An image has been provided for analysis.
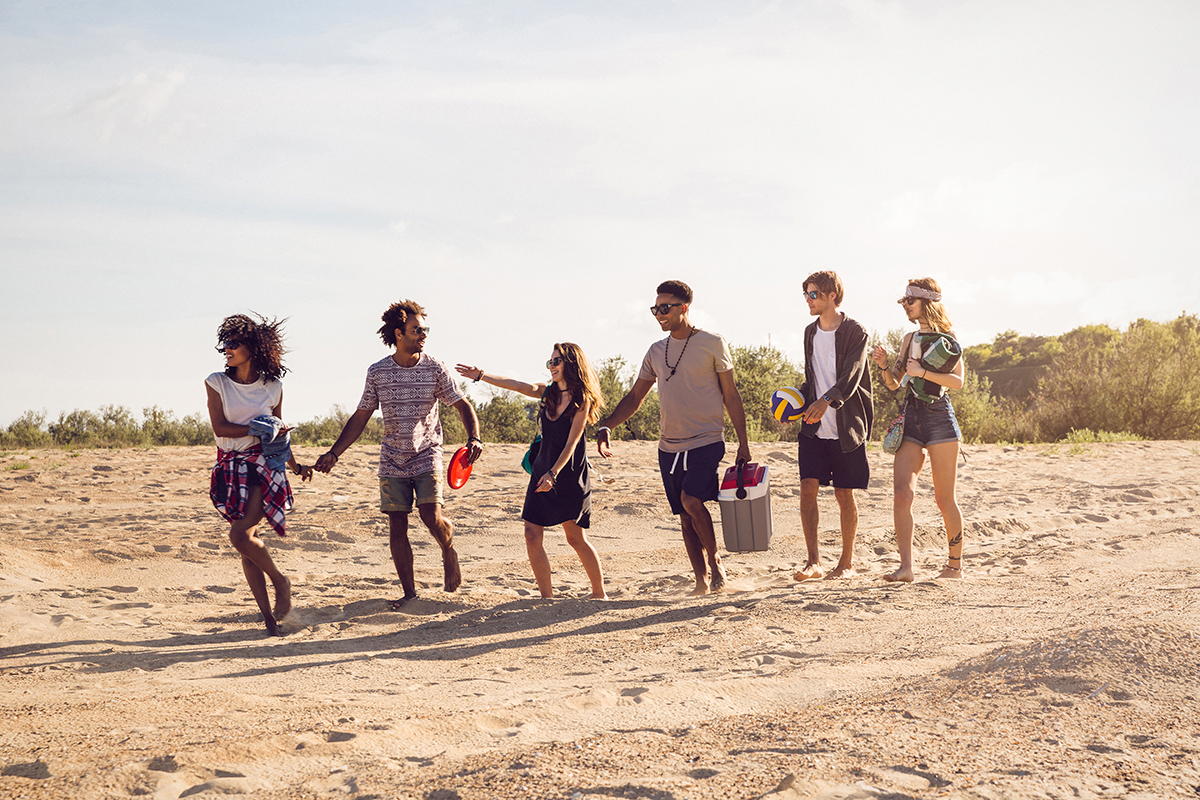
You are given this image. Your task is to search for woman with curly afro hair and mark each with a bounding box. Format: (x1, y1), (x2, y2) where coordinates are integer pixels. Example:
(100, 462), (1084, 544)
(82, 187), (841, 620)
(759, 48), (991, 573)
(205, 313), (312, 636)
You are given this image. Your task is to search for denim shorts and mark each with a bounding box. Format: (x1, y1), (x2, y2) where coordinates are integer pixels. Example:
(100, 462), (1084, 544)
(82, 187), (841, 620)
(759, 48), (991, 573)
(380, 471), (443, 513)
(903, 395), (961, 447)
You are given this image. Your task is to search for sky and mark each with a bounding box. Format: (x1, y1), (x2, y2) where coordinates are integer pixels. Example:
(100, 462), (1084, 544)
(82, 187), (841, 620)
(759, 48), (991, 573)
(2, 0), (1198, 428)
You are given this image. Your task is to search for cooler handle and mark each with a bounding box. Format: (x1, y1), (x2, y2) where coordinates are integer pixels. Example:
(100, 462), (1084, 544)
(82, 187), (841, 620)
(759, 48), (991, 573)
(735, 458), (748, 500)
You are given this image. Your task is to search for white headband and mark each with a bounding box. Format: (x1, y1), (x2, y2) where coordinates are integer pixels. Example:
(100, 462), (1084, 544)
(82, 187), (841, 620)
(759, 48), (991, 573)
(904, 285), (941, 302)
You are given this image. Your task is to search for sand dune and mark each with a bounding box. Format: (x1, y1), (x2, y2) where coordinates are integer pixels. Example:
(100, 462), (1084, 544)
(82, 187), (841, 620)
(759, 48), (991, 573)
(1, 440), (1198, 798)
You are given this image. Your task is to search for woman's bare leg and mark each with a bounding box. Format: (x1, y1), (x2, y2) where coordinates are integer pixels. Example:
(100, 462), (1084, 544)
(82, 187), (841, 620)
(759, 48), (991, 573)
(524, 521), (554, 598)
(927, 440), (964, 579)
(563, 521), (607, 599)
(228, 483), (290, 633)
(884, 442), (925, 583)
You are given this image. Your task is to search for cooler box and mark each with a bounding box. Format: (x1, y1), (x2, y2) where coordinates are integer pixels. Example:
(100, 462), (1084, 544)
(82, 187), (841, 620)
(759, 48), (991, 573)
(717, 462), (772, 552)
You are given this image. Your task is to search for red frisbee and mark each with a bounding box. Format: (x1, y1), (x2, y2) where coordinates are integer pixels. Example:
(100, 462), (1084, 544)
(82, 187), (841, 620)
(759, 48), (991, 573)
(447, 446), (473, 489)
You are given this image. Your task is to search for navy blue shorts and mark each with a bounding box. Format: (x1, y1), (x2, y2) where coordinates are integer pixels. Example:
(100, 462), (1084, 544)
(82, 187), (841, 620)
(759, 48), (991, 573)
(657, 441), (725, 515)
(903, 395), (961, 446)
(797, 435), (870, 489)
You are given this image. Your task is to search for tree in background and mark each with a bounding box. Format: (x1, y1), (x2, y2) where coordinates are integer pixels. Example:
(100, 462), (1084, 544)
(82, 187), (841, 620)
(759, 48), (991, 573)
(726, 344), (803, 443)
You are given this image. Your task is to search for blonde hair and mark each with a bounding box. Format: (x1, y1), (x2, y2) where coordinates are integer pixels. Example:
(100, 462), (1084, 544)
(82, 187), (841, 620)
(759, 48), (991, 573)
(545, 342), (605, 426)
(907, 277), (953, 333)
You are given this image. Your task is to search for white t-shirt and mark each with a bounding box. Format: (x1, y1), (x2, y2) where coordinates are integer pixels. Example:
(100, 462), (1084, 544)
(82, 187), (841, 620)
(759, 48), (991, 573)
(811, 326), (839, 440)
(206, 372), (284, 451)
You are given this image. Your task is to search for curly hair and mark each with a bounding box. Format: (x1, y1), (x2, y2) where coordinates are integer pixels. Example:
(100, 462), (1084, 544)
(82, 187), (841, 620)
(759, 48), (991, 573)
(656, 280), (693, 304)
(217, 313), (288, 383)
(907, 277), (954, 333)
(378, 299), (427, 347)
(543, 342), (606, 426)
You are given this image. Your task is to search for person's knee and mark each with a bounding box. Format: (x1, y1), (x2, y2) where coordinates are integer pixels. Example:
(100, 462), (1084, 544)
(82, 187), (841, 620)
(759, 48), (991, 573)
(679, 491), (707, 517)
(893, 485), (915, 506)
(799, 479), (820, 507)
(834, 487), (857, 508)
(418, 503), (448, 531)
(564, 528), (587, 548)
(524, 524), (544, 546)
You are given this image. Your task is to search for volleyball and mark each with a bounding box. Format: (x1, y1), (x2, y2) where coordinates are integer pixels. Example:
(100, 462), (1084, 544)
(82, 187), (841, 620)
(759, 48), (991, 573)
(771, 386), (806, 423)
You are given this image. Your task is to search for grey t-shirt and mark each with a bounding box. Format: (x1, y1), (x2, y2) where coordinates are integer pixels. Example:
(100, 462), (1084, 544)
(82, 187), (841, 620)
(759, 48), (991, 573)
(638, 329), (734, 453)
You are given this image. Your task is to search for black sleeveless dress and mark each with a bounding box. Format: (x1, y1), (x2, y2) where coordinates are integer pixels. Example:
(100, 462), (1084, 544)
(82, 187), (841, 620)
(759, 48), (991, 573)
(521, 406), (591, 528)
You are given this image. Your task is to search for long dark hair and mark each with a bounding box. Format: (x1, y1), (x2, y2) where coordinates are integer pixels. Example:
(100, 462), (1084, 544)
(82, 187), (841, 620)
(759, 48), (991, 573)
(543, 342), (604, 425)
(218, 313), (287, 383)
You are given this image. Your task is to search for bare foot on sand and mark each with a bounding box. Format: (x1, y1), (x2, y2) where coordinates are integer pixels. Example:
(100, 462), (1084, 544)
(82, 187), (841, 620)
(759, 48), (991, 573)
(264, 616), (282, 637)
(388, 592), (418, 610)
(936, 564), (964, 579)
(589, 592), (609, 600)
(825, 565), (857, 579)
(709, 562), (727, 592)
(272, 575), (292, 621)
(882, 567), (914, 583)
(794, 562), (824, 581)
(443, 547), (462, 592)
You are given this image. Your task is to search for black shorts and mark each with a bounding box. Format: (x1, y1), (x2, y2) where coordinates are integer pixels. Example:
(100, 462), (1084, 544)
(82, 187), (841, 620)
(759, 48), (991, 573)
(797, 435), (870, 489)
(657, 441), (725, 515)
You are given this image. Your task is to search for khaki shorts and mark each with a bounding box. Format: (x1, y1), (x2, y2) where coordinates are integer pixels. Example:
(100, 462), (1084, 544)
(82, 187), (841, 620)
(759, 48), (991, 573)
(379, 472), (442, 514)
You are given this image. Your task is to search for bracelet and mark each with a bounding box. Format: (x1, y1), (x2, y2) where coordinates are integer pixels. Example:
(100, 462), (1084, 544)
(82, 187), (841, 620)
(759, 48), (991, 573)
(468, 436), (482, 444)
(325, 451), (338, 461)
(923, 368), (928, 378)
(474, 370), (483, 382)
(596, 426), (611, 435)
(292, 465), (302, 475)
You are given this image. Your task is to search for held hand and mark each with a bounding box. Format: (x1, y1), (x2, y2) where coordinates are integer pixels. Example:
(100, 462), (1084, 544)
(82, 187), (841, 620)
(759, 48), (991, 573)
(535, 472), (555, 493)
(314, 452), (338, 473)
(297, 464), (314, 482)
(454, 364), (483, 382)
(466, 438), (483, 465)
(802, 397), (829, 424)
(597, 428), (612, 459)
(735, 442), (751, 467)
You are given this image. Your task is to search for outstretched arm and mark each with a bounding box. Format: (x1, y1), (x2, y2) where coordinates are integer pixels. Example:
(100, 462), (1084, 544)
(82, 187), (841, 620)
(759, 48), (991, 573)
(718, 370), (752, 465)
(314, 408), (374, 472)
(595, 377), (655, 458)
(454, 364), (546, 399)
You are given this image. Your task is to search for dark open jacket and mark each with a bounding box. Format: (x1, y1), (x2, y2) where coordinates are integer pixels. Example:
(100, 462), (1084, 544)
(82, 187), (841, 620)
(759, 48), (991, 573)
(800, 314), (873, 453)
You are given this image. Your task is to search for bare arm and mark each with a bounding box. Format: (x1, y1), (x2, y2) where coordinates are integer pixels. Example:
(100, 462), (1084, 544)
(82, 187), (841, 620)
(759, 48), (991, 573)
(909, 357), (965, 390)
(717, 369), (752, 465)
(595, 377), (655, 458)
(452, 397), (484, 465)
(206, 383), (249, 440)
(535, 399), (591, 493)
(454, 364), (545, 399)
(313, 407), (374, 472)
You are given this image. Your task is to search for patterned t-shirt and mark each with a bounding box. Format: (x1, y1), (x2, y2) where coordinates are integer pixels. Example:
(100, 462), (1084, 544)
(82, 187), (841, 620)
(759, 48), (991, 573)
(357, 353), (466, 478)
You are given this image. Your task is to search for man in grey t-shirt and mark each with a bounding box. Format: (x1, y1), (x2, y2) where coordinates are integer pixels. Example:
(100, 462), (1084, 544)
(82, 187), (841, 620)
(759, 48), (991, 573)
(597, 280), (752, 595)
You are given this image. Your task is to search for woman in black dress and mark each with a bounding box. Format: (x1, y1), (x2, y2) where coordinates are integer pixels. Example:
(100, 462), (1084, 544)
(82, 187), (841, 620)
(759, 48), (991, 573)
(456, 343), (607, 598)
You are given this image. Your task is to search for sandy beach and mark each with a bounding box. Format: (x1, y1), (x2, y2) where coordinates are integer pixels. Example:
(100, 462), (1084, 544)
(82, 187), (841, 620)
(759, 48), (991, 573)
(1, 439), (1198, 799)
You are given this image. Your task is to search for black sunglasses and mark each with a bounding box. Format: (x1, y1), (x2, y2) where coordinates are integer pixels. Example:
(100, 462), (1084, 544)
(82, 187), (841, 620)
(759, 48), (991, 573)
(650, 302), (684, 316)
(899, 296), (920, 306)
(216, 341), (243, 353)
(546, 357), (564, 368)
(804, 290), (821, 300)
(408, 325), (431, 335)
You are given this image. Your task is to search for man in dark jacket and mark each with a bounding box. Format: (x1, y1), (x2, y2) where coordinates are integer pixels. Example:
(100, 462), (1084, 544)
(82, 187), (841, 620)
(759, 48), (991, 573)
(795, 271), (873, 580)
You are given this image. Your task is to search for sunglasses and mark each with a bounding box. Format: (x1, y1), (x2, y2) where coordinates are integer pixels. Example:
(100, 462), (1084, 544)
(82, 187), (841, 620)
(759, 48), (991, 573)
(804, 290), (822, 300)
(650, 302), (684, 316)
(899, 297), (920, 306)
(546, 357), (564, 368)
(408, 325), (431, 336)
(216, 341), (243, 353)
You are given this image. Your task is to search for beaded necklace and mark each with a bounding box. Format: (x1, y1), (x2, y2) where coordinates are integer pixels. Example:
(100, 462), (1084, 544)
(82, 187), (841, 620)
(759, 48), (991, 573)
(664, 326), (697, 382)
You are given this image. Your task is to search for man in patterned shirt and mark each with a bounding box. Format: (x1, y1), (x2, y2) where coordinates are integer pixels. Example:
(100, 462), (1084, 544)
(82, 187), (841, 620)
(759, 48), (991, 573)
(315, 300), (482, 603)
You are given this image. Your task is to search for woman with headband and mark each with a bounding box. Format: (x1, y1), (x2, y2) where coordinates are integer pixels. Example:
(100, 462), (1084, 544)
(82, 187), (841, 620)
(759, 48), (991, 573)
(871, 279), (966, 581)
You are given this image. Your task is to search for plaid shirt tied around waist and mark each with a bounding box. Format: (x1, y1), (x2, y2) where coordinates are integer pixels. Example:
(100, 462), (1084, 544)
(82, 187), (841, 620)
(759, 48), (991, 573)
(209, 445), (294, 537)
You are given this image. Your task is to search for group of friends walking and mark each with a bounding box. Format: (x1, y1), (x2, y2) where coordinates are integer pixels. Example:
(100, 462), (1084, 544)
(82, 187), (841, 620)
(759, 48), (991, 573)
(206, 274), (965, 636)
